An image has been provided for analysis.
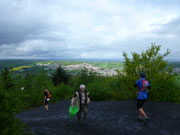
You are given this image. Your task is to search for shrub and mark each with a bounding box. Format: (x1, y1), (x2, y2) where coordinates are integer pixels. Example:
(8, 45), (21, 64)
(120, 43), (180, 102)
(50, 83), (74, 102)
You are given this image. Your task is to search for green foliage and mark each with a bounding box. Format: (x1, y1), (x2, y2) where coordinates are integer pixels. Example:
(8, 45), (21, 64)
(69, 69), (130, 101)
(14, 70), (53, 109)
(121, 43), (180, 102)
(149, 73), (180, 103)
(50, 83), (74, 102)
(1, 68), (14, 90)
(13, 68), (72, 109)
(52, 65), (71, 86)
(0, 68), (25, 135)
(122, 44), (170, 78)
(76, 68), (97, 87)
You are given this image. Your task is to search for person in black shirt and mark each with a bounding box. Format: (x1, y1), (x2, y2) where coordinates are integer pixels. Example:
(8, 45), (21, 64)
(44, 88), (50, 113)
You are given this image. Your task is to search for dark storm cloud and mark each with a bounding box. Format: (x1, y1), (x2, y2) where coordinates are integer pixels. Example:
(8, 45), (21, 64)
(0, 23), (48, 45)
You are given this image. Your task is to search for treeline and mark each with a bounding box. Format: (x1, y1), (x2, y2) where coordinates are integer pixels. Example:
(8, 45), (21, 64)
(168, 62), (180, 68)
(1, 44), (180, 135)
(0, 60), (35, 73)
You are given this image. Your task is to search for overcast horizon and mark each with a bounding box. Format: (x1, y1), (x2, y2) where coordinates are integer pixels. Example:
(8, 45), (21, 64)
(0, 0), (180, 60)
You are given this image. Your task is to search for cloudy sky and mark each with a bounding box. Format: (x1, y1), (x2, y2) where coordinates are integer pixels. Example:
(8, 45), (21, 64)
(0, 0), (180, 59)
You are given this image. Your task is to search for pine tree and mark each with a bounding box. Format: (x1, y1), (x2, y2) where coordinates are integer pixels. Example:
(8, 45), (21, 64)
(0, 68), (24, 135)
(1, 68), (14, 90)
(52, 65), (71, 86)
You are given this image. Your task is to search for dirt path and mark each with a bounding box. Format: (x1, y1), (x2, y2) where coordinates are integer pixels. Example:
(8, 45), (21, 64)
(16, 100), (180, 135)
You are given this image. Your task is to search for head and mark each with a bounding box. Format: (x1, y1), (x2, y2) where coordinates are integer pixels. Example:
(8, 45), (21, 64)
(80, 84), (85, 92)
(140, 73), (146, 78)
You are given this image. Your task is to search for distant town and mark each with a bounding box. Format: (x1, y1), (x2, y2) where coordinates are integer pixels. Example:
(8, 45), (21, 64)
(36, 62), (180, 76)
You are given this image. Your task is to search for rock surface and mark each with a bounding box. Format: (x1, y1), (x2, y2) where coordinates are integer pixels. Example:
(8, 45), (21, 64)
(16, 100), (180, 135)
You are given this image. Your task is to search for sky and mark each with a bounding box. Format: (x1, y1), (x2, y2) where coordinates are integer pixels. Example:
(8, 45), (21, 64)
(0, 0), (180, 60)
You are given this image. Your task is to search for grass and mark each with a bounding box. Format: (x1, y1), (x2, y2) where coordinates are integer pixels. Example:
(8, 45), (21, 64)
(11, 66), (32, 72)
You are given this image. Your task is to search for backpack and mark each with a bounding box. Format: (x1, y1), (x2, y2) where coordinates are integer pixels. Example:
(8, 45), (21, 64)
(47, 90), (52, 98)
(141, 80), (149, 91)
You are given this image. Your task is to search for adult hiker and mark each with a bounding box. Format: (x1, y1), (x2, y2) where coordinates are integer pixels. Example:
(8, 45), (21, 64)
(135, 73), (151, 122)
(71, 84), (90, 124)
(44, 88), (51, 114)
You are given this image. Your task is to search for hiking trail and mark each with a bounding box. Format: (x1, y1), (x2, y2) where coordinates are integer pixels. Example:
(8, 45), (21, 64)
(16, 100), (180, 135)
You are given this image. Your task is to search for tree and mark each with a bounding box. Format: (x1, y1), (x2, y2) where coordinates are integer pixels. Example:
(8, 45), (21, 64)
(122, 43), (171, 80)
(0, 69), (24, 135)
(120, 43), (179, 100)
(52, 65), (71, 86)
(1, 68), (14, 90)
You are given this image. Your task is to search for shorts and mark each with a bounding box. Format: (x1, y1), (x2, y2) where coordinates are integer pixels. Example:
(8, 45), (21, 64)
(137, 99), (147, 110)
(44, 99), (49, 105)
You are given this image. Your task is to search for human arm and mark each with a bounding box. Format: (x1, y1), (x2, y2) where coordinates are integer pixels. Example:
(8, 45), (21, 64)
(87, 92), (90, 104)
(44, 95), (47, 103)
(71, 93), (78, 108)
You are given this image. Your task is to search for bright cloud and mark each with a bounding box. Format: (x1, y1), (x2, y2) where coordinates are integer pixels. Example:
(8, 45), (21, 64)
(0, 0), (180, 59)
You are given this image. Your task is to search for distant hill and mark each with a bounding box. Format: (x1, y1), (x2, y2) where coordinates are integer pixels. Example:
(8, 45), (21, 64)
(0, 60), (180, 75)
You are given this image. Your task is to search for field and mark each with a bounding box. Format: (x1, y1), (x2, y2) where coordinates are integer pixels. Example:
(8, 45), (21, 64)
(10, 66), (32, 72)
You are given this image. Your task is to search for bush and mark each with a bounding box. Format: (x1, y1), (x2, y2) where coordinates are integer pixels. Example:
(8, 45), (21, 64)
(149, 73), (180, 103)
(0, 68), (25, 135)
(87, 78), (113, 101)
(50, 83), (74, 102)
(120, 43), (180, 102)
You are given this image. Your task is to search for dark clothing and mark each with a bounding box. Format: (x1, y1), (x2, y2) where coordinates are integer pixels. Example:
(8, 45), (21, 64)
(78, 90), (88, 106)
(74, 90), (89, 106)
(44, 100), (49, 105)
(77, 104), (88, 122)
(44, 91), (48, 98)
(137, 99), (147, 110)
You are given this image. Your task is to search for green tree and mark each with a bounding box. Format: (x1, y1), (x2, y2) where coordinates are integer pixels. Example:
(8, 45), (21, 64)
(0, 69), (24, 135)
(122, 44), (171, 79)
(1, 68), (14, 90)
(120, 43), (179, 101)
(52, 65), (71, 86)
